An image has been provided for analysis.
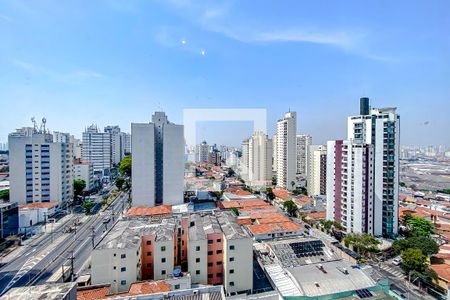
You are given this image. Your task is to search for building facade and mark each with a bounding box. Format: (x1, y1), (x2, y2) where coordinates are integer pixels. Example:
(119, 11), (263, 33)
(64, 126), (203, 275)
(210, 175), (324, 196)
(276, 112), (297, 190)
(247, 132), (273, 185)
(296, 134), (312, 178)
(307, 145), (327, 196)
(131, 112), (184, 207)
(82, 124), (111, 176)
(9, 128), (73, 205)
(196, 141), (209, 163)
(74, 161), (95, 191)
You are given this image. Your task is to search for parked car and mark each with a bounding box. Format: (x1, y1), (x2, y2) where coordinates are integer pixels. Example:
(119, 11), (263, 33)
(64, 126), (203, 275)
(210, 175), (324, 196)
(392, 258), (402, 266)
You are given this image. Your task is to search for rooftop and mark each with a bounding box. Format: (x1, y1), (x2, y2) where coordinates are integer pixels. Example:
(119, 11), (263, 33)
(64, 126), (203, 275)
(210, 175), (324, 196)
(430, 264), (450, 283)
(248, 221), (303, 236)
(127, 205), (172, 216)
(20, 202), (59, 209)
(216, 210), (251, 240)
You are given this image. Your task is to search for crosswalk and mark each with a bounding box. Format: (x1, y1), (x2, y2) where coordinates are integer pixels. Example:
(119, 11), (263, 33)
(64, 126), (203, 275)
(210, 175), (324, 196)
(378, 264), (404, 278)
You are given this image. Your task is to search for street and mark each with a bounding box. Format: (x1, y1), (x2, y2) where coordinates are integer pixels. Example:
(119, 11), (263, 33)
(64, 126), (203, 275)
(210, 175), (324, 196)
(0, 190), (128, 296)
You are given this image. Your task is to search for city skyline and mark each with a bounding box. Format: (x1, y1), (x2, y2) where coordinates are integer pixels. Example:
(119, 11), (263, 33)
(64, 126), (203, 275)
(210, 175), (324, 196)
(1, 1), (449, 146)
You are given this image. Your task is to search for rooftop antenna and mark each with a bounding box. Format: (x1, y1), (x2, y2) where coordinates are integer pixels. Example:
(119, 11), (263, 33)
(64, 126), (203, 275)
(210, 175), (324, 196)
(31, 117), (37, 132)
(157, 101), (163, 112)
(42, 117), (47, 134)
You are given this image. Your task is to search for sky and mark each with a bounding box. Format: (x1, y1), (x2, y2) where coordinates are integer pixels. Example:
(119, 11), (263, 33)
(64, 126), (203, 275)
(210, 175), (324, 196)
(1, 0), (449, 147)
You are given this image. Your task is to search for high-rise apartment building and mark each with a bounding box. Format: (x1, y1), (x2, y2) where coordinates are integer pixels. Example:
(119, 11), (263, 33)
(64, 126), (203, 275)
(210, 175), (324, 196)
(296, 134), (312, 178)
(131, 112), (184, 207)
(239, 139), (250, 181)
(327, 98), (400, 237)
(272, 134), (277, 173)
(124, 133), (131, 155)
(327, 140), (374, 234)
(247, 132), (273, 185)
(9, 127), (73, 205)
(74, 160), (95, 191)
(307, 145), (327, 196)
(196, 141), (209, 163)
(276, 111), (297, 190)
(82, 124), (111, 176)
(105, 125), (127, 166)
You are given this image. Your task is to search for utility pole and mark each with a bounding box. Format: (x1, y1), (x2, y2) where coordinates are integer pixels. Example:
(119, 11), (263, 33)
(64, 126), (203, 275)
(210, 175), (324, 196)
(91, 226), (95, 248)
(70, 251), (74, 282)
(43, 212), (47, 232)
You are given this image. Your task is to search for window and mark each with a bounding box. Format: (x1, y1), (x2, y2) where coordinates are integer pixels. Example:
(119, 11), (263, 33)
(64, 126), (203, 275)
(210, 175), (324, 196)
(217, 239), (221, 243)
(217, 272), (222, 277)
(229, 257), (234, 262)
(208, 251), (213, 255)
(121, 267), (126, 272)
(121, 254), (126, 259)
(208, 240), (213, 244)
(174, 284), (180, 290)
(230, 282), (235, 286)
(229, 245), (235, 250)
(113, 266), (116, 270)
(208, 274), (213, 278)
(161, 258), (166, 263)
(121, 280), (127, 286)
(161, 246), (166, 251)
(161, 270), (166, 275)
(146, 240), (151, 245)
(230, 269), (234, 274)
(196, 246), (200, 251)
(216, 250), (222, 254)
(147, 252), (152, 256)
(196, 258), (200, 263)
(217, 261), (222, 266)
(196, 270), (200, 275)
(113, 253), (116, 257)
(147, 263), (152, 267)
(208, 262), (213, 267)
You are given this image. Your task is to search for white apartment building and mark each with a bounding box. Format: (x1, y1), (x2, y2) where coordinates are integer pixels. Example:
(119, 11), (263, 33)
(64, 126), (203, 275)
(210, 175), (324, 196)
(276, 111), (297, 190)
(74, 161), (95, 191)
(327, 140), (374, 234)
(307, 145), (327, 196)
(272, 134), (277, 173)
(195, 141), (209, 163)
(296, 134), (312, 177)
(239, 139), (250, 181)
(82, 124), (111, 176)
(131, 112), (184, 207)
(247, 132), (273, 185)
(9, 128), (73, 205)
(327, 98), (400, 237)
(124, 133), (131, 155)
(105, 125), (127, 166)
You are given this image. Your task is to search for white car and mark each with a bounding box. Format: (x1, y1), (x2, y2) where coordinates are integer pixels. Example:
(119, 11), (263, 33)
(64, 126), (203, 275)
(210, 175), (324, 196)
(392, 258), (402, 266)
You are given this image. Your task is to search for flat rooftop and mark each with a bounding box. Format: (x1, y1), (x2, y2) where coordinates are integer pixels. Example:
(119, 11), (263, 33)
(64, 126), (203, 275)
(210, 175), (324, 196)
(216, 210), (251, 240)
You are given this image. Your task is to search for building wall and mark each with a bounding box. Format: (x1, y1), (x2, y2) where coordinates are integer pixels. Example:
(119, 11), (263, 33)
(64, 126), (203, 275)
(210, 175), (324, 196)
(276, 112), (297, 190)
(207, 232), (224, 285)
(91, 247), (141, 293)
(248, 132), (273, 184)
(141, 235), (155, 280)
(82, 125), (111, 174)
(74, 163), (94, 191)
(307, 145), (327, 196)
(296, 134), (312, 177)
(153, 239), (175, 280)
(162, 124), (184, 206)
(222, 237), (253, 295)
(187, 239), (208, 284)
(131, 123), (155, 207)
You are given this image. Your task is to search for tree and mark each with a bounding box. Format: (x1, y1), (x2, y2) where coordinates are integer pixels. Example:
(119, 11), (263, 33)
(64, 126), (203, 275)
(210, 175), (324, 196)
(231, 207), (239, 216)
(290, 181), (296, 190)
(0, 189), (9, 201)
(73, 179), (86, 199)
(227, 168), (235, 177)
(82, 201), (95, 214)
(115, 176), (125, 190)
(392, 236), (439, 256)
(399, 182), (406, 187)
(266, 188), (275, 201)
(119, 155), (132, 177)
(283, 200), (298, 216)
(272, 176), (277, 186)
(343, 233), (380, 257)
(403, 215), (435, 237)
(401, 248), (426, 274)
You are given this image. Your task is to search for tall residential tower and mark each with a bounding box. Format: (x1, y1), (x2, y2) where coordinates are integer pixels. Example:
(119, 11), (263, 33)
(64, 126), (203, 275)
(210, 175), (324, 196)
(276, 111), (297, 190)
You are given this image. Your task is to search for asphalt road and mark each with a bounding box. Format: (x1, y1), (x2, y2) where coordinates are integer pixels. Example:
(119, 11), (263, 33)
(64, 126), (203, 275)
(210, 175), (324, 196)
(0, 191), (128, 295)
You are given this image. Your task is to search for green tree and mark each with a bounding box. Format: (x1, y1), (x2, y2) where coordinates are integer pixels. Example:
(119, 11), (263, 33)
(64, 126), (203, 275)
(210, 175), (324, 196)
(73, 179), (86, 198)
(343, 233), (380, 257)
(231, 207), (239, 216)
(82, 201), (95, 214)
(392, 236), (439, 256)
(119, 155), (132, 177)
(399, 182), (406, 187)
(0, 189), (9, 201)
(266, 188), (275, 201)
(115, 176), (125, 190)
(401, 248), (426, 273)
(272, 176), (277, 186)
(403, 215), (435, 236)
(282, 200), (298, 216)
(227, 168), (235, 177)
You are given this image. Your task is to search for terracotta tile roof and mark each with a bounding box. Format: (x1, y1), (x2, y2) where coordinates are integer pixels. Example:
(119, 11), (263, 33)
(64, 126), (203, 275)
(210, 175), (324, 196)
(220, 200), (269, 209)
(77, 287), (109, 300)
(245, 212), (285, 219)
(256, 216), (290, 224)
(248, 221), (303, 235)
(307, 211), (326, 219)
(127, 205), (172, 216)
(237, 217), (252, 225)
(223, 188), (252, 196)
(238, 206), (277, 213)
(19, 202), (59, 209)
(416, 199), (433, 206)
(430, 264), (450, 283)
(294, 196), (313, 205)
(272, 188), (292, 200)
(127, 280), (171, 295)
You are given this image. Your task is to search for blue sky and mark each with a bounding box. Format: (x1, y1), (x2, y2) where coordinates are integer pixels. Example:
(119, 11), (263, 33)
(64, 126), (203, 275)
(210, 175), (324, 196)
(1, 0), (449, 147)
